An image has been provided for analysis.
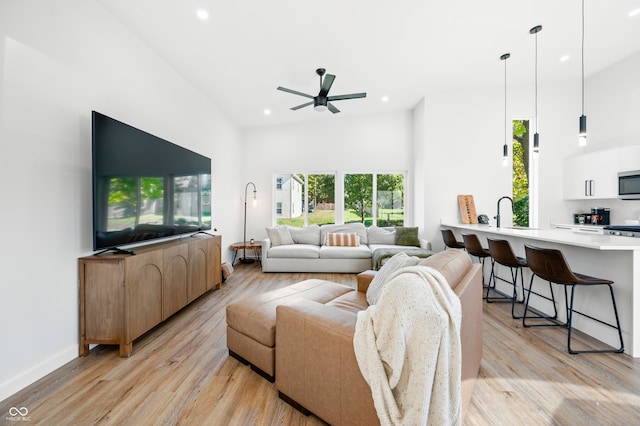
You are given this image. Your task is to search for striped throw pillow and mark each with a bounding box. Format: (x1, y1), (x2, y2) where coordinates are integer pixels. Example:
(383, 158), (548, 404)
(325, 232), (360, 247)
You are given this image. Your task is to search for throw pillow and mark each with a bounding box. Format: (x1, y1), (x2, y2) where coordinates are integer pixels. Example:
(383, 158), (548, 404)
(366, 226), (396, 245)
(288, 224), (321, 245)
(324, 232), (360, 247)
(265, 226), (294, 246)
(395, 226), (420, 247)
(320, 223), (368, 245)
(366, 252), (421, 305)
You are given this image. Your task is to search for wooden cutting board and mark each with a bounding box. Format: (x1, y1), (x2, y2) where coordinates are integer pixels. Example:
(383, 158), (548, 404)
(458, 195), (478, 224)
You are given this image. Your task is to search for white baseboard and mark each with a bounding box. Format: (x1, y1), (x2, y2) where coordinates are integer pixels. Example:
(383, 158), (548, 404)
(0, 345), (77, 403)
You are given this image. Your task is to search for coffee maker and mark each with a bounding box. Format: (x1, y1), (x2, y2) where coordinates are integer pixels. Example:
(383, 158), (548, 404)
(573, 208), (610, 225)
(590, 208), (610, 225)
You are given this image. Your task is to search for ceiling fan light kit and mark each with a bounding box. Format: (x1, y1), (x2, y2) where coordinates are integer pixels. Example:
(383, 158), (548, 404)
(277, 68), (367, 114)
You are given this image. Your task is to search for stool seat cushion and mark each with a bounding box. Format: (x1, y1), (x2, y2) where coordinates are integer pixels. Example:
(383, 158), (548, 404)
(572, 272), (614, 286)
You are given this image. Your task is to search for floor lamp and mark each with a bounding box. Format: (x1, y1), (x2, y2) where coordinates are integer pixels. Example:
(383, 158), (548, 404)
(242, 182), (257, 263)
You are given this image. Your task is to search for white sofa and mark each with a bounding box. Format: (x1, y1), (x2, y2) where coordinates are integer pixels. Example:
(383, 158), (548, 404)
(261, 223), (431, 273)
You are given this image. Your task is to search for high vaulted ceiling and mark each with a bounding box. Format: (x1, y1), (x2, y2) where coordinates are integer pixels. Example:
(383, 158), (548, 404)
(97, 0), (640, 128)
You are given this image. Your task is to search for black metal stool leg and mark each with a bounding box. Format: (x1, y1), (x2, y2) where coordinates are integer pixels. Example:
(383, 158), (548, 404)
(566, 284), (625, 354)
(523, 276), (561, 328)
(510, 266), (526, 319)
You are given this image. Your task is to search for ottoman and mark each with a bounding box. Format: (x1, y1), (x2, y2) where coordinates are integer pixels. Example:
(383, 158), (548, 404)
(226, 279), (353, 381)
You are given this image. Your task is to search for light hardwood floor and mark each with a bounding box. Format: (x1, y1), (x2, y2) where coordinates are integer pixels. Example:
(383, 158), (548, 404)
(2, 263), (639, 425)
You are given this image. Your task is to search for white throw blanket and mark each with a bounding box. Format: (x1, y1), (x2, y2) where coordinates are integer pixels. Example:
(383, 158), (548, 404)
(354, 265), (462, 426)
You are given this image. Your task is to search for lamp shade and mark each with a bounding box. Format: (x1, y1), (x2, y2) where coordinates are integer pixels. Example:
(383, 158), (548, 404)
(579, 115), (587, 146)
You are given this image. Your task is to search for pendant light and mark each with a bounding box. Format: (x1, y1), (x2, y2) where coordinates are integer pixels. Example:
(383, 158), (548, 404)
(579, 0), (587, 146)
(501, 53), (510, 166)
(530, 25), (542, 153)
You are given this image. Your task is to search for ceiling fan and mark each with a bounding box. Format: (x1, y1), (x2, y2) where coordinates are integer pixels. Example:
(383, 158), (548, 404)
(277, 68), (366, 113)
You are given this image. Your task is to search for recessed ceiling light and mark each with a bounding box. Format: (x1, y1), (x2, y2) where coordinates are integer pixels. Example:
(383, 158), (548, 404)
(196, 9), (209, 20)
(263, 109), (271, 116)
(630, 8), (640, 17)
(560, 55), (570, 62)
(381, 96), (389, 102)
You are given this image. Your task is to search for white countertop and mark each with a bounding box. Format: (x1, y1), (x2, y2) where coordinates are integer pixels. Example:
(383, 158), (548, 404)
(441, 222), (640, 251)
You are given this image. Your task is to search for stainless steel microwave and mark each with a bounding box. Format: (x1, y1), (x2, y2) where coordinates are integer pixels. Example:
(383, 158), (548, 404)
(619, 171), (640, 200)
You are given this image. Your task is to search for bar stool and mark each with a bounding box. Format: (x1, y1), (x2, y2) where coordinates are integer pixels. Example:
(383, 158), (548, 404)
(523, 244), (624, 354)
(487, 237), (528, 318)
(441, 229), (465, 250)
(461, 233), (493, 286)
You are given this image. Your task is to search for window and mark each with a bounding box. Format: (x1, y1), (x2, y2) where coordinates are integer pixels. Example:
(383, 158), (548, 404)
(376, 173), (405, 226)
(512, 119), (537, 227)
(307, 174), (335, 226)
(344, 174), (373, 225)
(275, 173), (335, 227)
(344, 173), (405, 226)
(274, 172), (405, 227)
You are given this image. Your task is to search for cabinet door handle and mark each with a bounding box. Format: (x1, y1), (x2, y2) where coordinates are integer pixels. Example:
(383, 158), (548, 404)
(584, 180), (589, 196)
(590, 180), (594, 196)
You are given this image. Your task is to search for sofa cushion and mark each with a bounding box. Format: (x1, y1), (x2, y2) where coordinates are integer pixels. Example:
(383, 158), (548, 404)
(226, 279), (353, 348)
(321, 222), (368, 245)
(288, 224), (321, 245)
(418, 249), (472, 290)
(325, 290), (368, 314)
(319, 244), (372, 259)
(395, 226), (420, 247)
(367, 226), (396, 245)
(268, 244), (320, 259)
(366, 252), (421, 305)
(266, 226), (294, 246)
(325, 232), (360, 247)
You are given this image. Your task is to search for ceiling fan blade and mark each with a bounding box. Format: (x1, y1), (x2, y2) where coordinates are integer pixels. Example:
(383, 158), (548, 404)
(277, 86), (314, 99)
(290, 101), (314, 110)
(327, 102), (340, 114)
(327, 92), (367, 101)
(319, 74), (335, 97)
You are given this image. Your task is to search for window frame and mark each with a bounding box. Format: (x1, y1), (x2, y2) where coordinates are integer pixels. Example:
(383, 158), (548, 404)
(272, 171), (408, 227)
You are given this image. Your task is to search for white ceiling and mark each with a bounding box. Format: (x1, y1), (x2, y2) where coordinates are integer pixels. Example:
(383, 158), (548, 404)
(97, 0), (640, 128)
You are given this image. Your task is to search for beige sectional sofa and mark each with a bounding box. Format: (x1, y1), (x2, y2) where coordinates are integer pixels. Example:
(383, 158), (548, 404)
(261, 222), (431, 273)
(225, 248), (482, 425)
(274, 248), (482, 424)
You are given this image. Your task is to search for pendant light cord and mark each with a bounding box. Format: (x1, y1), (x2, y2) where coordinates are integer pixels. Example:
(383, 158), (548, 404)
(581, 0), (585, 115)
(535, 31), (538, 133)
(504, 57), (508, 145)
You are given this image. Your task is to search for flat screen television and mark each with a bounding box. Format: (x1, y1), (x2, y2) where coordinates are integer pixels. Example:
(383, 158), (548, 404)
(92, 111), (212, 253)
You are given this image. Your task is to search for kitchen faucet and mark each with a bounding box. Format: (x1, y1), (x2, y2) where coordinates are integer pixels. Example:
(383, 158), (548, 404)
(495, 196), (514, 228)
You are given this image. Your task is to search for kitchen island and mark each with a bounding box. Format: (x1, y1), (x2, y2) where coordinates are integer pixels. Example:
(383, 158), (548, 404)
(441, 222), (640, 357)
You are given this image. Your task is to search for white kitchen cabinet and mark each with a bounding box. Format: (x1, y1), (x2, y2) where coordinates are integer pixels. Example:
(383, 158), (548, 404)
(619, 145), (640, 173)
(563, 149), (619, 200)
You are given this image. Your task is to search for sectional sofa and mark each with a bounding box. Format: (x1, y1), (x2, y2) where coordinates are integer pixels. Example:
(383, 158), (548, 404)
(261, 222), (432, 273)
(275, 249), (483, 424)
(226, 248), (483, 424)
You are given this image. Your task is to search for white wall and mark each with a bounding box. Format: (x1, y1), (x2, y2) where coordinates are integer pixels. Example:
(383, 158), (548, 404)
(241, 110), (414, 241)
(0, 0), (242, 401)
(412, 99), (426, 233)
